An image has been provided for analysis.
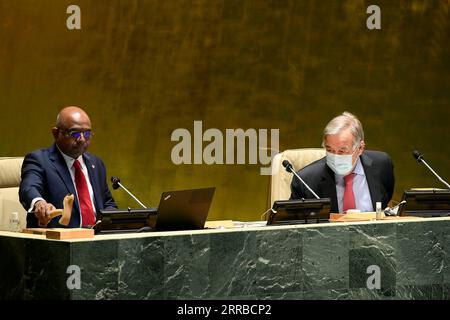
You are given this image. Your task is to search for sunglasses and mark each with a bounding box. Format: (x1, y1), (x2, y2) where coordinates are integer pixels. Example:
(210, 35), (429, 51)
(60, 129), (93, 140)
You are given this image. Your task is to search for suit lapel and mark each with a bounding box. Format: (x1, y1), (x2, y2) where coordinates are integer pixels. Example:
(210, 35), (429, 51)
(49, 144), (77, 196)
(361, 152), (380, 209)
(319, 165), (339, 213)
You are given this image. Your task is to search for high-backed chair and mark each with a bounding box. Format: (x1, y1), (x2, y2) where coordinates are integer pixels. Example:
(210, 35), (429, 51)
(269, 148), (326, 207)
(0, 157), (26, 231)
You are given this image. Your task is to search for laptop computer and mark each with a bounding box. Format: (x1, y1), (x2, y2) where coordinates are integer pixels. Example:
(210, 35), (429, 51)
(96, 187), (215, 234)
(152, 187), (215, 231)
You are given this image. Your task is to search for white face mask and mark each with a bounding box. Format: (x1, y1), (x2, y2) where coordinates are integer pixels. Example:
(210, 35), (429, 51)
(326, 152), (354, 175)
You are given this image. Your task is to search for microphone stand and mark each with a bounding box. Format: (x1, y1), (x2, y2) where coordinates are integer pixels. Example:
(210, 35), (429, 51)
(113, 179), (148, 208)
(420, 159), (450, 189)
(284, 163), (320, 199)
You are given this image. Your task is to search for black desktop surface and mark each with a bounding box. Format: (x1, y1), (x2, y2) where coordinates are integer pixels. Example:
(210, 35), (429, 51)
(397, 189), (450, 217)
(95, 208), (157, 234)
(267, 198), (332, 225)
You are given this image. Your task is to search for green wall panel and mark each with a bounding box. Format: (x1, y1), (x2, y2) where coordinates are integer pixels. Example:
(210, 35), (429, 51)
(0, 0), (448, 221)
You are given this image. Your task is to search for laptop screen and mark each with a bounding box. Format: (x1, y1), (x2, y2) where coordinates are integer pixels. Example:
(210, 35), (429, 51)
(154, 187), (215, 231)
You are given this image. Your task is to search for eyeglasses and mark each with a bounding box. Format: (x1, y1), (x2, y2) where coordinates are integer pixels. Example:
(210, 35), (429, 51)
(326, 145), (360, 155)
(59, 129), (93, 140)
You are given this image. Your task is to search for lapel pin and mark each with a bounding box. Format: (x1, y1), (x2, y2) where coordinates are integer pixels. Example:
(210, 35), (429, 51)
(92, 164), (95, 169)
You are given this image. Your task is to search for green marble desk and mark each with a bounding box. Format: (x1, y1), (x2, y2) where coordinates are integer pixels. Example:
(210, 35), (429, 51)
(0, 217), (449, 300)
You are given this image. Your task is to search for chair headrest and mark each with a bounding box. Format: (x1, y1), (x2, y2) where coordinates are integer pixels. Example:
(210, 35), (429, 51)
(0, 157), (24, 188)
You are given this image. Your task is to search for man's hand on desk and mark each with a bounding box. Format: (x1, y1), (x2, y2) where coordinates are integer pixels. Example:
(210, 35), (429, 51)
(34, 200), (57, 227)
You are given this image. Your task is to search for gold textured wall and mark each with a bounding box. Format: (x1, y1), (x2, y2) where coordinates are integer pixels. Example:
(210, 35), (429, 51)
(0, 0), (449, 221)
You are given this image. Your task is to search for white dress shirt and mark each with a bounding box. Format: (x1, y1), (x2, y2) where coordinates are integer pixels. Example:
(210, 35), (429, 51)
(335, 157), (373, 213)
(59, 151), (96, 216)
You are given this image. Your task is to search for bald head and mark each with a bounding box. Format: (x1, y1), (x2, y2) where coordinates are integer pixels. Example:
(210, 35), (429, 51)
(56, 106), (91, 129)
(52, 106), (92, 159)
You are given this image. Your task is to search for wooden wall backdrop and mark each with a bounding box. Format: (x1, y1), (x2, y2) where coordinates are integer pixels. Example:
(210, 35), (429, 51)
(0, 0), (448, 221)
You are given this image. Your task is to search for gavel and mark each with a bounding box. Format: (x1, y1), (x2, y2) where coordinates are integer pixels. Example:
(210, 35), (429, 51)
(47, 194), (74, 226)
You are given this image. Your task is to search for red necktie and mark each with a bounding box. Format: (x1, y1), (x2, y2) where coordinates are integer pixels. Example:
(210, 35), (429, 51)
(73, 160), (95, 226)
(343, 173), (356, 212)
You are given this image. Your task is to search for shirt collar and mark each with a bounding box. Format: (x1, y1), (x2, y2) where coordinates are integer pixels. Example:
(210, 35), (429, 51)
(56, 145), (84, 168)
(353, 157), (365, 176)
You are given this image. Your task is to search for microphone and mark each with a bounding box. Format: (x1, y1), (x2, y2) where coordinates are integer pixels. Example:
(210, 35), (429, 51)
(412, 150), (423, 163)
(110, 176), (148, 208)
(412, 150), (450, 189)
(282, 160), (320, 199)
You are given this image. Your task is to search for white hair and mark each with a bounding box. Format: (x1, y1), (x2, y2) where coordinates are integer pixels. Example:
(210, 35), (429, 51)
(322, 112), (364, 149)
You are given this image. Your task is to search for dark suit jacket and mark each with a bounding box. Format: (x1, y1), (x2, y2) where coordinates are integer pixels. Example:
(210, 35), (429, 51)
(19, 144), (117, 228)
(290, 150), (395, 213)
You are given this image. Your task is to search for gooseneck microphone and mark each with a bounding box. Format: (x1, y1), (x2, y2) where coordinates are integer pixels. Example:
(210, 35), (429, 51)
(282, 160), (320, 199)
(412, 150), (450, 189)
(111, 176), (148, 208)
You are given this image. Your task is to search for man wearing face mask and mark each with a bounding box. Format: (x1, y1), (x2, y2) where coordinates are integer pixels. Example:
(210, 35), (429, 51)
(19, 106), (117, 228)
(290, 112), (395, 213)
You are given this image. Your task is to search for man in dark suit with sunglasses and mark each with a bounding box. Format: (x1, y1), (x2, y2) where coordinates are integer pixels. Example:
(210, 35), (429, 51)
(19, 106), (117, 228)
